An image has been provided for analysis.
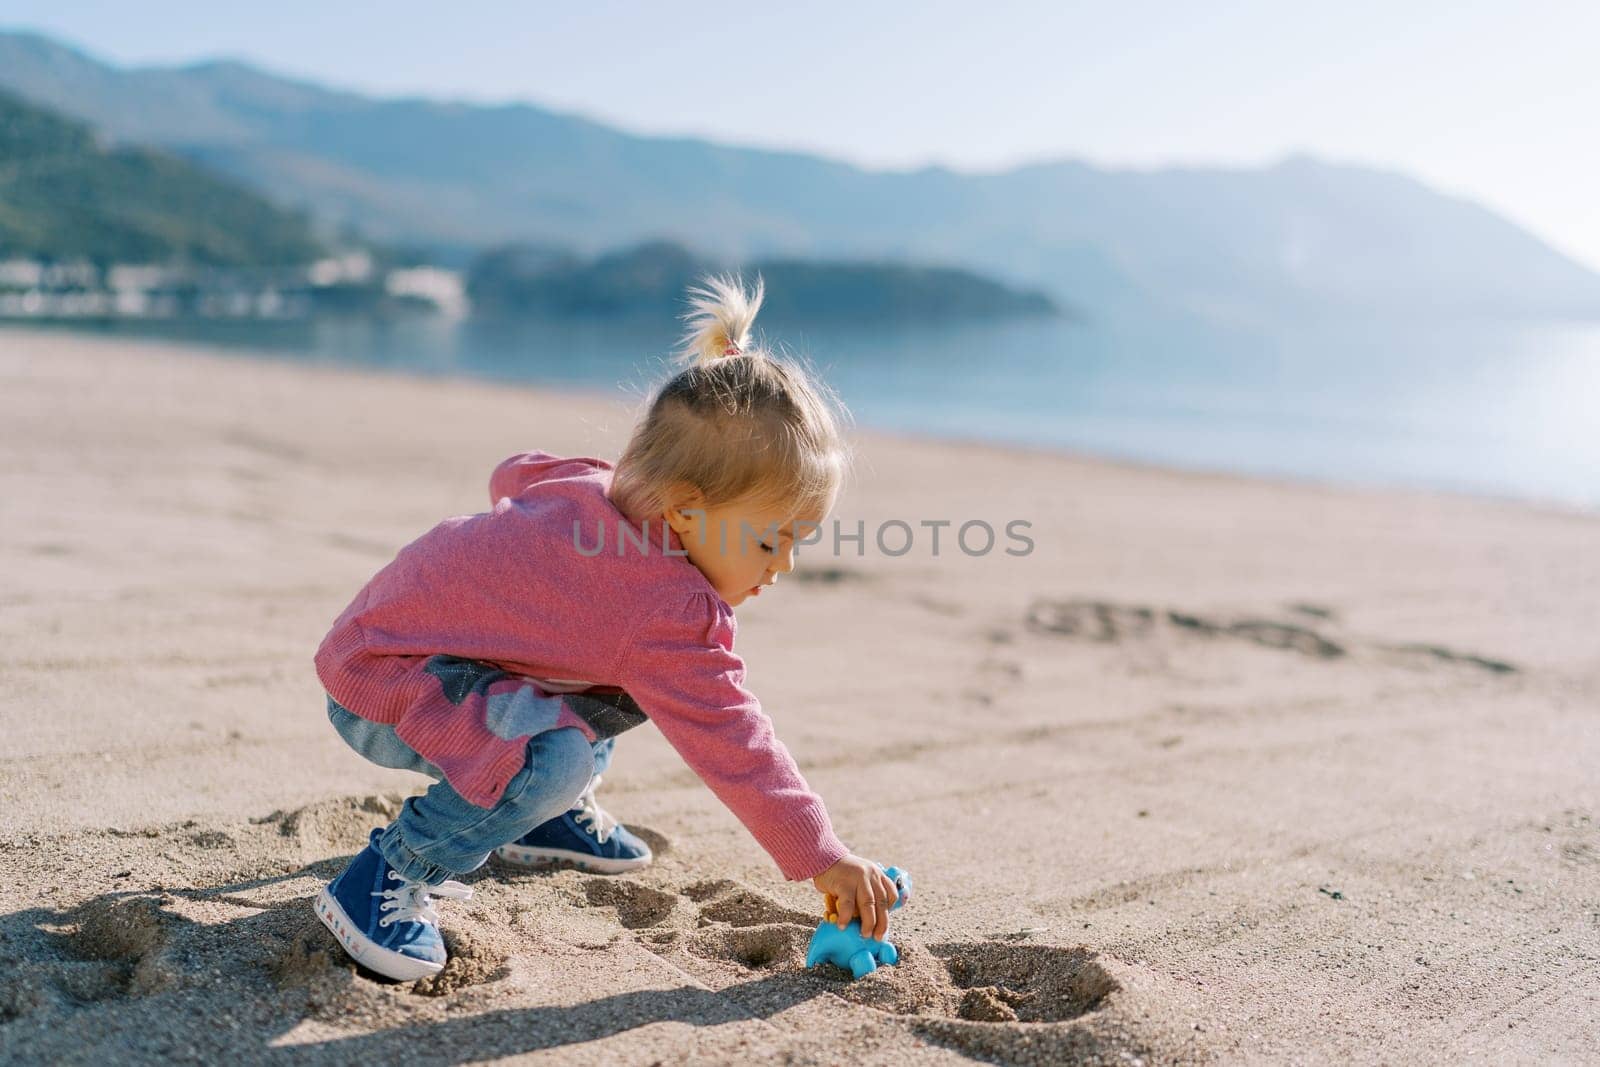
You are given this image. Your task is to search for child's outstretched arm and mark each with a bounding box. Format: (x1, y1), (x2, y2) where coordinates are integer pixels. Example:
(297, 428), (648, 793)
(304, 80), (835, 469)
(617, 590), (855, 883)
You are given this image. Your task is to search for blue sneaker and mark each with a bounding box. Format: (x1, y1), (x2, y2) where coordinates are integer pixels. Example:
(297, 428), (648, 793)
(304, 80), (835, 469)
(493, 776), (653, 874)
(315, 827), (473, 981)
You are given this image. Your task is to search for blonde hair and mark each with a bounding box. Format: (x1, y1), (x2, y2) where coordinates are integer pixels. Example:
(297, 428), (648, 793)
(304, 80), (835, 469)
(609, 272), (853, 527)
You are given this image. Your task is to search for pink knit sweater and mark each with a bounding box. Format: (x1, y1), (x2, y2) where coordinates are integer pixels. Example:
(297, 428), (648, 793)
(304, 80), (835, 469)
(313, 450), (849, 881)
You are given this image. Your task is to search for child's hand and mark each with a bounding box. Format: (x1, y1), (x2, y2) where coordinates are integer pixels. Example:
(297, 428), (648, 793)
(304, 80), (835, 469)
(812, 854), (899, 942)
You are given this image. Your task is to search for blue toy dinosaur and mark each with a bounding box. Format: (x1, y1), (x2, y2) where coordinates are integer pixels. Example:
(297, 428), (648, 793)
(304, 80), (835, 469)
(805, 864), (913, 979)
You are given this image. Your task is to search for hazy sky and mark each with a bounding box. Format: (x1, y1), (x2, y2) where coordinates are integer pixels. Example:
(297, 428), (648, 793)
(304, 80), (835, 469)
(6, 1), (1597, 270)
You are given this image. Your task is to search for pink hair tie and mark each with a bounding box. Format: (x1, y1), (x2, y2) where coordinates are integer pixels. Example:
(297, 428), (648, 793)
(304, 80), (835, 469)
(723, 344), (741, 356)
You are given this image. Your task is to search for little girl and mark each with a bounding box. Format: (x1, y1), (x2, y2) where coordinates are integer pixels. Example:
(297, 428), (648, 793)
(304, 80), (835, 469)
(311, 274), (898, 980)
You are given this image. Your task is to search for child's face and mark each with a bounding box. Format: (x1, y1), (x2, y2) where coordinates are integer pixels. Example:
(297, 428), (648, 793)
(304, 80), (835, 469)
(664, 493), (828, 607)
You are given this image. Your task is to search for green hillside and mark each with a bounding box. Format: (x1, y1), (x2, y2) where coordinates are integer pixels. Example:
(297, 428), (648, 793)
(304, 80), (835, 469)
(467, 240), (1062, 320)
(0, 89), (321, 266)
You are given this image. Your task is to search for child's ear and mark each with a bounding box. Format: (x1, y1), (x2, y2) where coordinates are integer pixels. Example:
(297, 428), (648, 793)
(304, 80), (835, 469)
(662, 485), (707, 533)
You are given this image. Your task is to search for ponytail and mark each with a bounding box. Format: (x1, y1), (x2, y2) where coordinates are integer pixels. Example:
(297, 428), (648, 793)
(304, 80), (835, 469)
(675, 272), (765, 366)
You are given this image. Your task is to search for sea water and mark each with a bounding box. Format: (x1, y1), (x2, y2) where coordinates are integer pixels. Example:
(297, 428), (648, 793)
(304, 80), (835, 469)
(23, 308), (1598, 512)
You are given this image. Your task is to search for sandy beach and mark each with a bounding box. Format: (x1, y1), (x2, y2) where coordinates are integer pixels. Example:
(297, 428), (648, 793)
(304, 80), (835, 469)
(1, 325), (1596, 1065)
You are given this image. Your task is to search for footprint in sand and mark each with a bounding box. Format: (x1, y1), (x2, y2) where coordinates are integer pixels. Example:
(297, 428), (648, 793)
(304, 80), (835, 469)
(674, 879), (818, 970)
(1026, 599), (1155, 642)
(686, 923), (812, 970)
(907, 943), (1140, 1065)
(1027, 595), (1521, 674)
(65, 895), (182, 997)
(575, 872), (1129, 1050)
(562, 875), (820, 972)
(276, 802), (1156, 1055)
(1378, 642), (1517, 675)
(1027, 596), (1344, 657)
(935, 942), (1117, 1023)
(679, 879), (817, 928)
(256, 793), (406, 855)
(0, 894), (185, 1021)
(1167, 612), (1346, 659)
(791, 566), (868, 586)
(254, 801), (1138, 1038)
(573, 879), (679, 929)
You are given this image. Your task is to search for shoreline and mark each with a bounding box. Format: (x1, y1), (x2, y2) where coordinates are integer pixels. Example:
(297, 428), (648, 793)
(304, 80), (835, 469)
(3, 325), (1596, 1064)
(5, 320), (1591, 522)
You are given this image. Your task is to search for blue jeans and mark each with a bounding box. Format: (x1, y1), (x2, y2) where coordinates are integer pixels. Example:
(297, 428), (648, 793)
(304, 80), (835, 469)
(327, 696), (617, 884)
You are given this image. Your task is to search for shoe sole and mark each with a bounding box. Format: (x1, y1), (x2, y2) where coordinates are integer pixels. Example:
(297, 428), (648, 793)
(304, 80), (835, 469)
(315, 886), (445, 981)
(492, 843), (652, 875)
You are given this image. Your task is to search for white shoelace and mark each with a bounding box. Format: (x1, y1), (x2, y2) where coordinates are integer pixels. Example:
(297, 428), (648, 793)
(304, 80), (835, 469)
(571, 775), (618, 843)
(376, 871), (473, 928)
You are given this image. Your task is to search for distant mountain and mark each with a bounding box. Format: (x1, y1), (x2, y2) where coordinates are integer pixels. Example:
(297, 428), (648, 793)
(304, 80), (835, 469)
(467, 239), (1061, 320)
(3, 30), (1597, 321)
(0, 88), (320, 266)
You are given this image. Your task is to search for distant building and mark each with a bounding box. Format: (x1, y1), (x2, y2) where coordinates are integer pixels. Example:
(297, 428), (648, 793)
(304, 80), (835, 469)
(385, 266), (470, 318)
(0, 259), (45, 288)
(308, 252), (374, 287)
(0, 251), (469, 322)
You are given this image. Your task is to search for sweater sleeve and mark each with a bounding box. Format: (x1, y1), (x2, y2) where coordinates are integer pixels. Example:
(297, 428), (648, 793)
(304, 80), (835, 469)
(619, 591), (850, 881)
